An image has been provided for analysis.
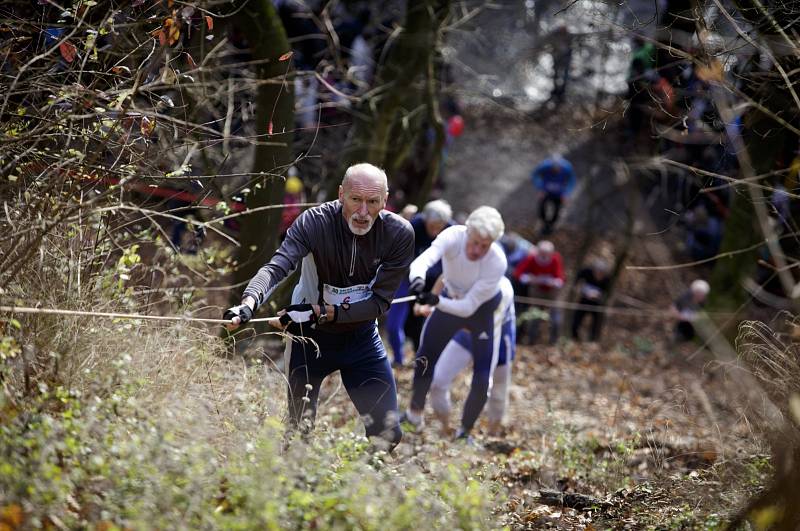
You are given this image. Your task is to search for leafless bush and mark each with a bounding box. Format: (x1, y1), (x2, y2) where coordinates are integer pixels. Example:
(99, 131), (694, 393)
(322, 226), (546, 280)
(0, 0), (246, 396)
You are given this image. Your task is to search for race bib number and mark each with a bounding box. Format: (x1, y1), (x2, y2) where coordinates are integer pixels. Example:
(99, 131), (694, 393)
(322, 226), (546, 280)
(323, 283), (372, 305)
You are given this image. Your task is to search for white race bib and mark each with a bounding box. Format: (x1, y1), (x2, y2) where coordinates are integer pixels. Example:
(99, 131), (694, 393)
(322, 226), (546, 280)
(323, 283), (372, 305)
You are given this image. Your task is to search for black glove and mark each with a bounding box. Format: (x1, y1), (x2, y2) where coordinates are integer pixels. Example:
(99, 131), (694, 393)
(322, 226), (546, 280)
(416, 291), (439, 306)
(409, 277), (426, 296)
(278, 304), (318, 326)
(223, 303), (253, 324)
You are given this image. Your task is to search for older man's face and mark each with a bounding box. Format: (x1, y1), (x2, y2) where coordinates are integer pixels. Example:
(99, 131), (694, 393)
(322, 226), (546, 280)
(339, 173), (387, 235)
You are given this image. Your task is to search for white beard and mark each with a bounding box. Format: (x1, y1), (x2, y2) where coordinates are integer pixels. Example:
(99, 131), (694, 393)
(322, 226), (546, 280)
(348, 213), (374, 235)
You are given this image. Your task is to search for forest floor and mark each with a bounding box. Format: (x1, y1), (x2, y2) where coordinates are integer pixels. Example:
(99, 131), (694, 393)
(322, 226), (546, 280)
(304, 225), (769, 529)
(137, 6), (777, 526)
(296, 89), (773, 524)
(361, 86), (769, 526)
(219, 70), (774, 528)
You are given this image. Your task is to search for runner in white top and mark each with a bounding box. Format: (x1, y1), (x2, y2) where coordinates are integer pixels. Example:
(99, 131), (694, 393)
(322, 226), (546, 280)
(403, 206), (507, 440)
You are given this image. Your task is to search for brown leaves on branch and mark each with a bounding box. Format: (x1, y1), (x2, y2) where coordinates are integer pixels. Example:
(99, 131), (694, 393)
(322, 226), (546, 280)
(111, 65), (131, 76)
(59, 41), (77, 63)
(145, 8), (212, 49)
(185, 52), (197, 70)
(152, 14), (180, 47)
(165, 17), (180, 46)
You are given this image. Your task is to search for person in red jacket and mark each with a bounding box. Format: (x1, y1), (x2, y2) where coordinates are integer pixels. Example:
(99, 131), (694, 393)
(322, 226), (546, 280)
(513, 240), (565, 345)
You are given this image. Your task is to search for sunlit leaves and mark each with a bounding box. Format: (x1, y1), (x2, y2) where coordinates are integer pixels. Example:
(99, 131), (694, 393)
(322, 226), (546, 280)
(84, 32), (98, 61)
(750, 506), (784, 530)
(165, 18), (180, 45)
(165, 164), (190, 178)
(140, 116), (156, 137)
(159, 66), (177, 85)
(0, 336), (21, 360)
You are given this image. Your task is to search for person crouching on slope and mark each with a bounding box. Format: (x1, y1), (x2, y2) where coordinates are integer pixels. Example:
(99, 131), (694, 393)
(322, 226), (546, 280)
(224, 163), (415, 451)
(425, 276), (516, 440)
(402, 206), (507, 441)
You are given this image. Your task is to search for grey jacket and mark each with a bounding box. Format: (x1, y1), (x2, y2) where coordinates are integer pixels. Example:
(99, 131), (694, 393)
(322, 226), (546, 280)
(242, 200), (415, 332)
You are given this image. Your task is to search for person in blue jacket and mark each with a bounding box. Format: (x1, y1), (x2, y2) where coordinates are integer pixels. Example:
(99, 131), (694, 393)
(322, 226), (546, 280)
(384, 200), (454, 366)
(531, 154), (577, 234)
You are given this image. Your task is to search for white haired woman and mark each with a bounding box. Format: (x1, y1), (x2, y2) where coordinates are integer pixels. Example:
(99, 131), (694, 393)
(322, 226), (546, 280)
(402, 206), (507, 440)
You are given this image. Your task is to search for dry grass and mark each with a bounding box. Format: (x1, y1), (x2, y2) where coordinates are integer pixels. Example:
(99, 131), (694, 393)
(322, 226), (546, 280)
(729, 315), (800, 529)
(737, 314), (800, 417)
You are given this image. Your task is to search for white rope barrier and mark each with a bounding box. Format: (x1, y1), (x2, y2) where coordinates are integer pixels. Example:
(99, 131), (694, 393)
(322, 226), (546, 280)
(0, 295), (420, 326)
(0, 293), (734, 324)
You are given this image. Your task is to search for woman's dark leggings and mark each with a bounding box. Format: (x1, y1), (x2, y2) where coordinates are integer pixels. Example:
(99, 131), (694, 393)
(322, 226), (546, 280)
(539, 192), (563, 231)
(410, 291), (501, 433)
(571, 299), (604, 341)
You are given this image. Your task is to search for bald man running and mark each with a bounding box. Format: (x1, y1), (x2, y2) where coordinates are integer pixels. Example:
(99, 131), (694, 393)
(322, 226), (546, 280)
(225, 163), (415, 449)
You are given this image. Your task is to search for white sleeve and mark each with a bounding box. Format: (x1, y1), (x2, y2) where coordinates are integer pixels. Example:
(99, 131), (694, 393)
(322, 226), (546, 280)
(495, 277), (514, 328)
(437, 250), (507, 318)
(409, 226), (458, 281)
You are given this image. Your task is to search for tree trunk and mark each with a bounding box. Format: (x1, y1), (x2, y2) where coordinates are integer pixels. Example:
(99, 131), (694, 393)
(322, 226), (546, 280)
(329, 0), (450, 198)
(229, 0), (294, 306)
(708, 57), (799, 319)
(706, 184), (759, 311)
(704, 3), (800, 524)
(413, 51), (447, 206)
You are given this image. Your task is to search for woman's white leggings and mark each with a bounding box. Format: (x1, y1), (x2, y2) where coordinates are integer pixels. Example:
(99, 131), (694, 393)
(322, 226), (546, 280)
(430, 326), (514, 425)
